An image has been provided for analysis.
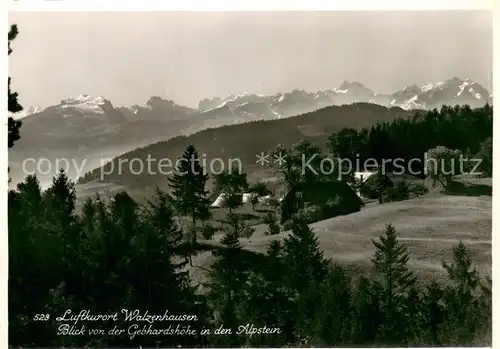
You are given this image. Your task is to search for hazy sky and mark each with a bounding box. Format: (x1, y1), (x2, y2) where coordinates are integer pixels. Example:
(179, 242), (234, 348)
(8, 11), (492, 109)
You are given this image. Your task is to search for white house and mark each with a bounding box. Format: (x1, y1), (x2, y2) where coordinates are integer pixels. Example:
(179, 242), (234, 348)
(210, 192), (255, 208)
(353, 171), (376, 198)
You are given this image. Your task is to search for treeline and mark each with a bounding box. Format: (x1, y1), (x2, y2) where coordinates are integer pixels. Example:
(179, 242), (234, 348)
(328, 104), (493, 175)
(9, 167), (491, 347)
(77, 103), (492, 189)
(76, 103), (412, 188)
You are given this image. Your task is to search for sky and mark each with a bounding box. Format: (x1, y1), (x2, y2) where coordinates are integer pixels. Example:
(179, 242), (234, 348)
(8, 10), (493, 109)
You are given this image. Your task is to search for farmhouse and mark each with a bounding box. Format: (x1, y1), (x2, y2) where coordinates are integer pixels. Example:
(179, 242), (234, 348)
(280, 180), (363, 223)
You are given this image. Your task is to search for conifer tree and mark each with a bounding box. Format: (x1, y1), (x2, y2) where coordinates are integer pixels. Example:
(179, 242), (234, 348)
(215, 166), (248, 212)
(169, 145), (211, 265)
(441, 241), (481, 342)
(9, 175), (63, 346)
(43, 170), (83, 297)
(351, 275), (383, 345)
(442, 241), (479, 309)
(8, 24), (23, 148)
(208, 217), (249, 347)
(314, 264), (354, 346)
(371, 223), (417, 344)
(282, 217), (328, 293)
(403, 284), (424, 344)
(422, 280), (446, 345)
(124, 190), (206, 347)
(81, 197), (96, 235)
(144, 188), (185, 252)
(280, 217), (329, 343)
(246, 239), (296, 346)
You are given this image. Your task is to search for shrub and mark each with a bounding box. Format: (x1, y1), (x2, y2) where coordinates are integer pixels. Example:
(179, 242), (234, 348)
(425, 145), (462, 189)
(263, 212), (276, 225)
(201, 223), (218, 240)
(359, 175), (382, 199)
(282, 220), (294, 231)
(223, 193), (243, 212)
(249, 193), (260, 210)
(386, 180), (410, 202)
(249, 181), (271, 196)
(263, 212), (281, 235)
(477, 137), (492, 177)
(268, 222), (281, 236)
(409, 182), (429, 198)
(241, 226), (256, 239)
(296, 205), (324, 224)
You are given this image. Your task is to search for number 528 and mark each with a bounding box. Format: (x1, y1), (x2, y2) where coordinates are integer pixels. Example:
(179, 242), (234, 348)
(34, 314), (50, 321)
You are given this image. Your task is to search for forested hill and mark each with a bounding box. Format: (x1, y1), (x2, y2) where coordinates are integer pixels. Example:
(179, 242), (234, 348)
(78, 103), (414, 188)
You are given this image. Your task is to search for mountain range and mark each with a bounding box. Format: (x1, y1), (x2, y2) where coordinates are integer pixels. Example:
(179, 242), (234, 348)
(8, 77), (492, 187)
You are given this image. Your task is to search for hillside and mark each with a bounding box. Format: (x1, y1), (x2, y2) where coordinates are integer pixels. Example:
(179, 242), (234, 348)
(78, 103), (415, 189)
(186, 190), (492, 288)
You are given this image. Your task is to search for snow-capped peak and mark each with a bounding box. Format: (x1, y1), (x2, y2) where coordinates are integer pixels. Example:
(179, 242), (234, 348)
(59, 94), (110, 115)
(419, 81), (445, 92)
(8, 106), (43, 119)
(63, 94), (107, 105)
(400, 95), (425, 110)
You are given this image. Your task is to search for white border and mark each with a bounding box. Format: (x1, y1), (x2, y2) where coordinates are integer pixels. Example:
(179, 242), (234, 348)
(5, 0), (495, 11)
(1, 2), (496, 349)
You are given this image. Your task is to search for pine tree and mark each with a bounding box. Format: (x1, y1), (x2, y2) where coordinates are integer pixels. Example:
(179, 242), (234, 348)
(314, 264), (354, 346)
(442, 241), (479, 310)
(109, 191), (139, 242)
(169, 145), (211, 265)
(81, 197), (96, 235)
(441, 241), (481, 342)
(42, 170), (90, 337)
(144, 188), (185, 252)
(422, 280), (445, 345)
(43, 169), (77, 225)
(351, 275), (383, 345)
(281, 217), (328, 293)
(208, 218), (249, 347)
(403, 284), (424, 344)
(9, 175), (66, 346)
(371, 223), (417, 344)
(215, 166), (248, 213)
(239, 250), (292, 347)
(85, 195), (127, 318)
(43, 170), (80, 276)
(280, 217), (329, 343)
(8, 24), (23, 148)
(122, 190), (207, 347)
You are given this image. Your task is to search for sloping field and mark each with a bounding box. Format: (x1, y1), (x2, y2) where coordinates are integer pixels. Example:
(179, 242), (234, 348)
(188, 193), (492, 286)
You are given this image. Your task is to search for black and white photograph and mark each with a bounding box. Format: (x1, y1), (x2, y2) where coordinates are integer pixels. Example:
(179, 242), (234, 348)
(6, 6), (493, 347)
